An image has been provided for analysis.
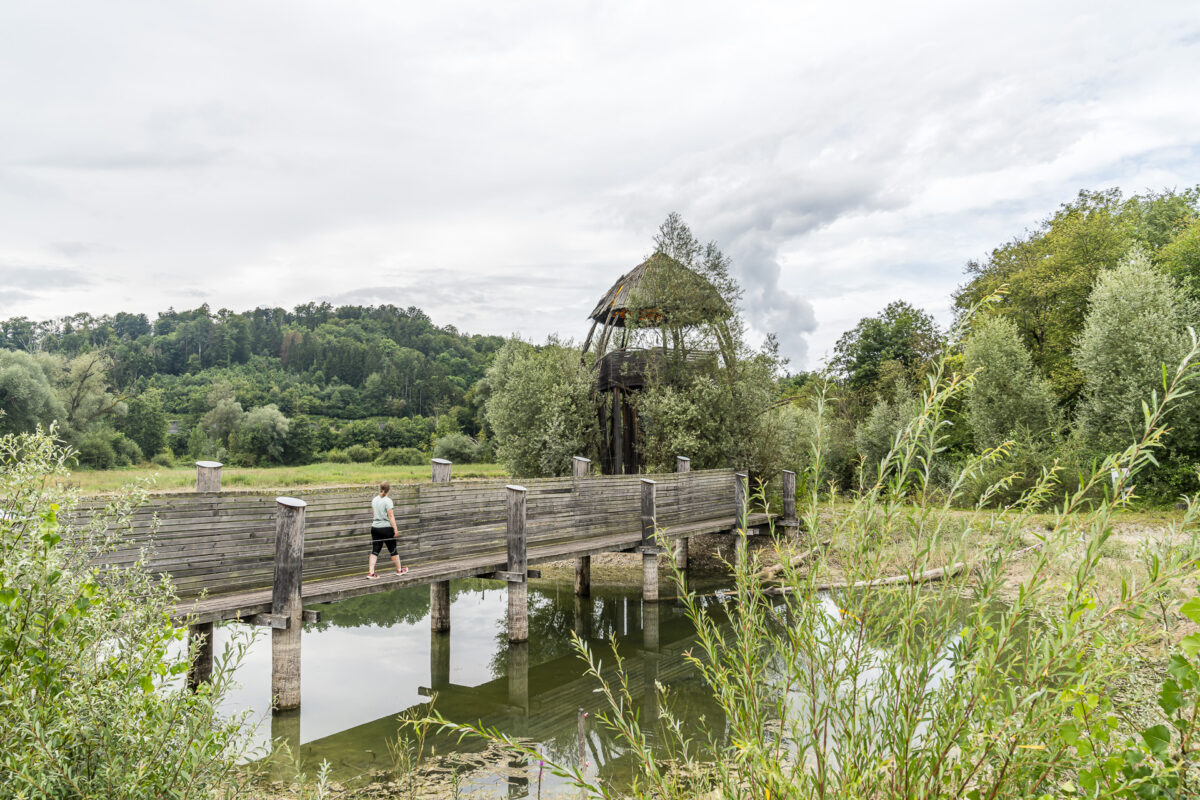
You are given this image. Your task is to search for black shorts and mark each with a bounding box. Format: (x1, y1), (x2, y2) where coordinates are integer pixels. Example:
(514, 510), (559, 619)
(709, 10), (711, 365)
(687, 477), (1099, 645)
(371, 525), (397, 556)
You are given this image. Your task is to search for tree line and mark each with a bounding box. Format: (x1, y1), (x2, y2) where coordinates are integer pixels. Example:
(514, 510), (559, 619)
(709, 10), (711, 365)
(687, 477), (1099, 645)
(0, 303), (504, 468)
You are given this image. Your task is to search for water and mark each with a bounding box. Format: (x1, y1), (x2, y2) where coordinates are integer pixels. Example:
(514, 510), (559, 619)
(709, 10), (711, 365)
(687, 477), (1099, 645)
(209, 576), (733, 795)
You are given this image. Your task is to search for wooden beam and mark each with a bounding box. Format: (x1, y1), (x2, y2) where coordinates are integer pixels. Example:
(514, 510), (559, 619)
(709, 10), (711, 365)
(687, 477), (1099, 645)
(506, 485), (528, 642)
(272, 496), (306, 711)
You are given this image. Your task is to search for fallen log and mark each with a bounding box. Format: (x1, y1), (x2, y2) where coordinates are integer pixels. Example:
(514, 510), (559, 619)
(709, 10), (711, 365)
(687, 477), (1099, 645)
(763, 560), (975, 596)
(757, 538), (833, 581)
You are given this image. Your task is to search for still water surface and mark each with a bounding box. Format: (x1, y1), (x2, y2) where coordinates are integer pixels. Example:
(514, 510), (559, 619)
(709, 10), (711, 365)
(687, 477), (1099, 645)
(210, 577), (732, 795)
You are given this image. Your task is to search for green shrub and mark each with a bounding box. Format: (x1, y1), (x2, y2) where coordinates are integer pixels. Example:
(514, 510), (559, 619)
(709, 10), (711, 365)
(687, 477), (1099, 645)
(345, 444), (373, 463)
(0, 428), (254, 797)
(432, 433), (480, 463)
(151, 451), (175, 468)
(74, 428), (117, 469)
(375, 447), (424, 466)
(325, 448), (351, 464)
(964, 315), (1059, 450)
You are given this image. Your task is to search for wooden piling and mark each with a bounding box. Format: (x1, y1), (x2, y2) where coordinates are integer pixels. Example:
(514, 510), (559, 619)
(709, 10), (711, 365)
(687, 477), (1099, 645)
(734, 473), (749, 569)
(186, 622), (214, 690)
(573, 456), (591, 596)
(674, 456), (690, 570)
(195, 460), (222, 493)
(272, 497), (306, 712)
(641, 478), (658, 602)
(430, 459), (452, 632)
(782, 469), (797, 526)
(431, 457), (452, 483)
(506, 485), (528, 642)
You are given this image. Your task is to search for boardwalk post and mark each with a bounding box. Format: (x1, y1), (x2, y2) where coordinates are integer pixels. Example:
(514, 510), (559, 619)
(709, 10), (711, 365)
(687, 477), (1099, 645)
(573, 457), (591, 597)
(734, 473), (749, 569)
(272, 497), (306, 712)
(187, 461), (222, 688)
(431, 457), (452, 483)
(673, 456), (690, 570)
(195, 460), (222, 492)
(782, 469), (797, 527)
(430, 459), (452, 633)
(506, 485), (529, 642)
(643, 601), (660, 727)
(641, 478), (658, 602)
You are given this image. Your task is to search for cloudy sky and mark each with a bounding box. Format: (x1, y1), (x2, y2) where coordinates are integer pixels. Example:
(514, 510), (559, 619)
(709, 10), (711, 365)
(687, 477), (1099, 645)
(2, 2), (1198, 370)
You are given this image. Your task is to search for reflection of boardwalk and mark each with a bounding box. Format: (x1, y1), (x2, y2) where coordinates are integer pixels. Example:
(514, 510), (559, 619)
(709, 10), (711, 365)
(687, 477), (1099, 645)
(279, 596), (721, 791)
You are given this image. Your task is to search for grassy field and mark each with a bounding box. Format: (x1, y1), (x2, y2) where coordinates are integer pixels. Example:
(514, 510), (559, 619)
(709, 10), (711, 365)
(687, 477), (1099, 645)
(61, 461), (509, 494)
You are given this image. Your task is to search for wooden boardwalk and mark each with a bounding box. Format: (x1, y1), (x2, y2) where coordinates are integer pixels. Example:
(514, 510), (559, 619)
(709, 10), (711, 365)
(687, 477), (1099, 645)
(79, 458), (793, 710)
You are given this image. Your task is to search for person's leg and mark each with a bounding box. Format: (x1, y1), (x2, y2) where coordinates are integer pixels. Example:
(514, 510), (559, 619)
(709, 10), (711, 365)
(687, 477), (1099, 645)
(369, 530), (384, 576)
(385, 538), (405, 573)
(368, 553), (378, 575)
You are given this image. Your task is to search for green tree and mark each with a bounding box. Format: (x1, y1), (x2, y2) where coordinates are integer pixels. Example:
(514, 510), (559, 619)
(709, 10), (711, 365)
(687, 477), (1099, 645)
(200, 383), (245, 448)
(830, 301), (942, 399)
(483, 338), (596, 477)
(0, 350), (64, 434)
(116, 387), (168, 457)
(0, 429), (252, 797)
(963, 316), (1059, 450)
(230, 404), (290, 464)
(1074, 248), (1198, 454)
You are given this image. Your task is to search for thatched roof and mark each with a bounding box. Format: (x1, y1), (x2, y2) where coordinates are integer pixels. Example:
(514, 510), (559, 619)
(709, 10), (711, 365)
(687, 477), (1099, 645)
(588, 252), (731, 328)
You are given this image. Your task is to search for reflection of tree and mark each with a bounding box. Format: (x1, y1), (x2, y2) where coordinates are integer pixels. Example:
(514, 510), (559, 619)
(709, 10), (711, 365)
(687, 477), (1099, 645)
(307, 579), (496, 631)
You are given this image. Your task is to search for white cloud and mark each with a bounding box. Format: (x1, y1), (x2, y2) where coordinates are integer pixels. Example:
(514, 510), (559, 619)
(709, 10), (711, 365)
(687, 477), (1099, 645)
(0, 0), (1197, 367)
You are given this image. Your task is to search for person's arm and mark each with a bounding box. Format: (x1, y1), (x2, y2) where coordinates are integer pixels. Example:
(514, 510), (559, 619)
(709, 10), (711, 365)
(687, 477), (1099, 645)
(388, 506), (398, 538)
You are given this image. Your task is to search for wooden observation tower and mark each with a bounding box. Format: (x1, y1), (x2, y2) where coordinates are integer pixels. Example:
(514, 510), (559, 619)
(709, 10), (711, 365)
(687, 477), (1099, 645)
(581, 252), (736, 474)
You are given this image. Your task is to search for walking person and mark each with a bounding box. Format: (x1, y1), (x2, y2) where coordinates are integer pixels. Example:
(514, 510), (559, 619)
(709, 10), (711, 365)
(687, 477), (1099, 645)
(368, 481), (408, 579)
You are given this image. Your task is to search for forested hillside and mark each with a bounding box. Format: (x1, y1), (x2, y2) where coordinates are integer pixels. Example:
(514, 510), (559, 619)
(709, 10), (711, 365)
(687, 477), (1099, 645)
(0, 303), (504, 468)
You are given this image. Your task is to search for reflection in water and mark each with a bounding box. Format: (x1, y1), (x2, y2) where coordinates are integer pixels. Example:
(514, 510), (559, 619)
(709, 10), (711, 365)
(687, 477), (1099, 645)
(211, 578), (730, 795)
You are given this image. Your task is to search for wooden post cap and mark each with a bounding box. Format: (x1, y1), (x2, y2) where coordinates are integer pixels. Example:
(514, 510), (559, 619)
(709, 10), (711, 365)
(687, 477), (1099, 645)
(195, 460), (223, 469)
(275, 497), (307, 509)
(432, 458), (451, 465)
(782, 469), (795, 476)
(676, 456), (690, 463)
(573, 456), (591, 463)
(506, 484), (527, 493)
(640, 478), (657, 485)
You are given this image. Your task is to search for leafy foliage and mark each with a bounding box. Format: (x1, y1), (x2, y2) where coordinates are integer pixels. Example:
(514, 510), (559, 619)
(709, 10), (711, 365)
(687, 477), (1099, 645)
(963, 315), (1059, 451)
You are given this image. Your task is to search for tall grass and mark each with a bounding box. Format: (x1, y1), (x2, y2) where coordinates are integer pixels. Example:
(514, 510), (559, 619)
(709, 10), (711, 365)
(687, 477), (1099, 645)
(436, 319), (1200, 798)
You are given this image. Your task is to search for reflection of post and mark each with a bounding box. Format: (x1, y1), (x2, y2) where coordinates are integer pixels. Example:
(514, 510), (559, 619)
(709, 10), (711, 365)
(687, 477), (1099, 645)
(430, 630), (450, 688)
(508, 641), (529, 713)
(674, 456), (690, 570)
(186, 622), (214, 690)
(573, 594), (590, 639)
(640, 478), (658, 602)
(642, 602), (660, 731)
(271, 708), (302, 779)
(507, 755), (530, 799)
(272, 497), (306, 711)
(506, 485), (529, 642)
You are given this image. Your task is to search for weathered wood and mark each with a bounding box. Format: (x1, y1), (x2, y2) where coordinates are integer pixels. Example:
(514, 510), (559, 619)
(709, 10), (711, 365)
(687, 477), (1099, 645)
(757, 538), (832, 581)
(574, 555), (590, 596)
(272, 497), (306, 711)
(572, 456), (590, 478)
(430, 580), (450, 632)
(506, 485), (528, 642)
(676, 455), (690, 473)
(641, 478), (658, 602)
(431, 458), (452, 483)
(782, 469), (796, 524)
(186, 622), (213, 690)
(764, 560), (976, 595)
(734, 472), (749, 569)
(508, 641), (529, 712)
(195, 461), (222, 493)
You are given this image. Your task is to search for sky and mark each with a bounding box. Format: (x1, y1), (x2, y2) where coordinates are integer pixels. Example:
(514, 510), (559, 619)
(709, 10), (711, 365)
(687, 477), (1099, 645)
(1, 1), (1198, 371)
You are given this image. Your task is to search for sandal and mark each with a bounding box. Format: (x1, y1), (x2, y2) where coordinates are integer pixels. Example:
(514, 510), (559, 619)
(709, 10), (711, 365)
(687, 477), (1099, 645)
(366, 572), (380, 580)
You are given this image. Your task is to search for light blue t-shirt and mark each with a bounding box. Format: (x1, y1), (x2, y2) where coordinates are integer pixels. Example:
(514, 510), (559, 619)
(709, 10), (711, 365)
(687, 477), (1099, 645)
(372, 495), (394, 527)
